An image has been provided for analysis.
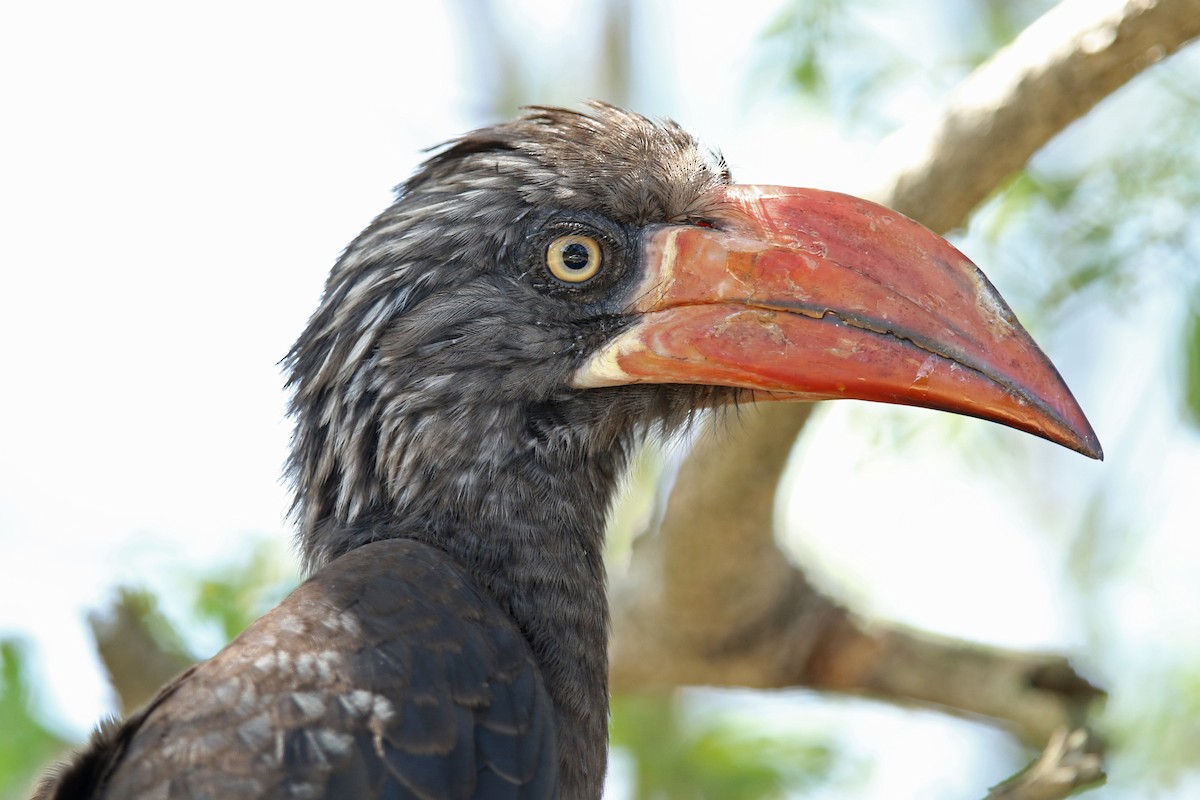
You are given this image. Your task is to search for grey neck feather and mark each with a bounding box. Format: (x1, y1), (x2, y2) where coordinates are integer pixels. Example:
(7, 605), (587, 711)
(303, 391), (627, 796)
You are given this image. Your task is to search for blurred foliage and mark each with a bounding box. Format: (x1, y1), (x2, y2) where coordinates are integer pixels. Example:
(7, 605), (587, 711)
(1066, 493), (1200, 792)
(761, 0), (852, 96)
(976, 106), (1200, 327)
(759, 0), (1055, 128)
(0, 639), (69, 800)
(192, 538), (297, 645)
(611, 691), (838, 799)
(454, 0), (635, 119)
(1103, 660), (1200, 789)
(126, 537), (297, 666)
(1185, 299), (1200, 427)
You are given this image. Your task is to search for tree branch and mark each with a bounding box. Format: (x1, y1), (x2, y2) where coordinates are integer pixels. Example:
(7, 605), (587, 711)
(984, 728), (1106, 800)
(610, 0), (1200, 754)
(866, 0), (1200, 232)
(88, 589), (195, 715)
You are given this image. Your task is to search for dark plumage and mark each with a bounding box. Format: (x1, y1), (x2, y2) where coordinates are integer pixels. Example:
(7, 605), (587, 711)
(33, 105), (736, 800)
(32, 103), (1099, 800)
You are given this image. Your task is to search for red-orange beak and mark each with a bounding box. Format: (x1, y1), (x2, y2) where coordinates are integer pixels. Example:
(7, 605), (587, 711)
(572, 185), (1102, 459)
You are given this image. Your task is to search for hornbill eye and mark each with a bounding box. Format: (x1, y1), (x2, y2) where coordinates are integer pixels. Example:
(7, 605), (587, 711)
(546, 234), (602, 284)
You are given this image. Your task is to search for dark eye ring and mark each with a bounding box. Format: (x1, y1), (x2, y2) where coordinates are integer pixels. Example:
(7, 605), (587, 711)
(546, 234), (602, 284)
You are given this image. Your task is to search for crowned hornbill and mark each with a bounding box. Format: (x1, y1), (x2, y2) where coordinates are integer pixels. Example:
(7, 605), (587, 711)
(33, 104), (1101, 800)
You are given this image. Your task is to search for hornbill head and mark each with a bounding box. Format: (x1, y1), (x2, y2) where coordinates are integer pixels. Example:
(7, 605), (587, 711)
(287, 102), (1100, 570)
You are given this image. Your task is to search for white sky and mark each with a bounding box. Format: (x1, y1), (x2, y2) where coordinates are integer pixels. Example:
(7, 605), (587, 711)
(2, 2), (1198, 797)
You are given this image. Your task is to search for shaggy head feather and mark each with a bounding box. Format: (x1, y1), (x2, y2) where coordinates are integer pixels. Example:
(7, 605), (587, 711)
(285, 103), (733, 573)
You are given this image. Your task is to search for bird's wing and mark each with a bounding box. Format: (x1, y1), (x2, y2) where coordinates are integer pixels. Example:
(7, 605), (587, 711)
(35, 538), (559, 800)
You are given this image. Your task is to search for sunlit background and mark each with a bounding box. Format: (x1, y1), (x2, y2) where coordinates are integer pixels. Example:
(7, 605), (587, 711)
(2, 0), (1199, 797)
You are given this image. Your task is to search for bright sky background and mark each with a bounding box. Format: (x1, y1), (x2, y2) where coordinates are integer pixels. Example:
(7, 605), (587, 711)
(3, 1), (1199, 797)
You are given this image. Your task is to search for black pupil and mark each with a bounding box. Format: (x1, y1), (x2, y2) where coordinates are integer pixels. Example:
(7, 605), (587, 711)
(561, 242), (591, 271)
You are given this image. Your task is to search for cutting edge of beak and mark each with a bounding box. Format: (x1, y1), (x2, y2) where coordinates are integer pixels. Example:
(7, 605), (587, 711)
(571, 185), (1102, 460)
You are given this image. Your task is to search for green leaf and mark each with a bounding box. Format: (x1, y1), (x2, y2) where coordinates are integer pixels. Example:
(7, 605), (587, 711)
(611, 691), (837, 799)
(192, 539), (296, 643)
(0, 639), (69, 799)
(1183, 301), (1200, 428)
